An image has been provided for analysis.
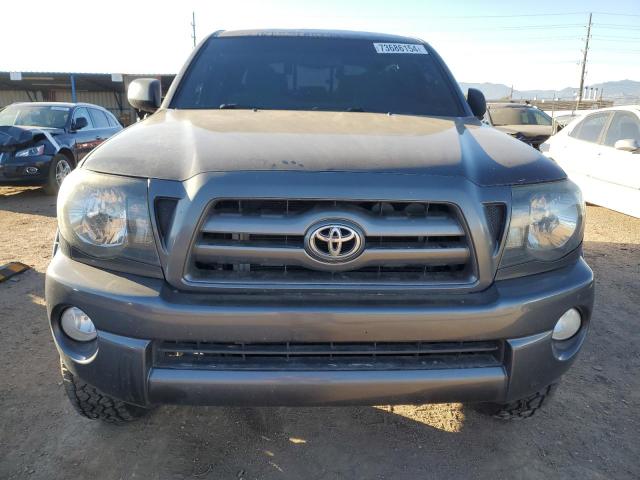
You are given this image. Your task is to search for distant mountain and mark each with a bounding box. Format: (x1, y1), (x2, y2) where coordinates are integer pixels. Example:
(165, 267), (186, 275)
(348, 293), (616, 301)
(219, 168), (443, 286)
(459, 80), (640, 102)
(459, 82), (512, 100)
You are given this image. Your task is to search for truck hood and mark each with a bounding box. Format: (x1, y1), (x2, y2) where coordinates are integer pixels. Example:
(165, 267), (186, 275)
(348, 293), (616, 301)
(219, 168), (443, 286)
(84, 109), (565, 186)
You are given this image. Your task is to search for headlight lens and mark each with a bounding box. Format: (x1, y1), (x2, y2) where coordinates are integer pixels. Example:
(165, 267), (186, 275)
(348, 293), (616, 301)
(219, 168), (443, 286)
(15, 145), (45, 157)
(500, 180), (584, 268)
(57, 169), (159, 264)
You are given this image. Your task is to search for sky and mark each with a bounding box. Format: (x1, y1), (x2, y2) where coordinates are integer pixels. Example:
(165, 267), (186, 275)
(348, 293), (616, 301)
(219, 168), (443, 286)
(2, 0), (640, 90)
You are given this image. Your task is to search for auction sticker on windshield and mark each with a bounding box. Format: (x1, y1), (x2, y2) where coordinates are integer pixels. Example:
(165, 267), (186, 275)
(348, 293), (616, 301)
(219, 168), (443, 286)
(373, 43), (428, 54)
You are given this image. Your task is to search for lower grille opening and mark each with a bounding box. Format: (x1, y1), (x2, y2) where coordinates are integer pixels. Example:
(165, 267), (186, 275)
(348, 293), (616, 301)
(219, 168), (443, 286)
(192, 262), (468, 282)
(155, 341), (503, 371)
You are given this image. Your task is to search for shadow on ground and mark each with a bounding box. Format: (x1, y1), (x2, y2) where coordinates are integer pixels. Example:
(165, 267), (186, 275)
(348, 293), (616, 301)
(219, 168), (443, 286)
(0, 187), (56, 217)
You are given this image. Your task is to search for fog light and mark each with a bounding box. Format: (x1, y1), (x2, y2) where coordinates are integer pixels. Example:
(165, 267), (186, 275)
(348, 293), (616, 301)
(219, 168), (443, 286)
(552, 308), (582, 341)
(60, 307), (97, 342)
(25, 167), (39, 174)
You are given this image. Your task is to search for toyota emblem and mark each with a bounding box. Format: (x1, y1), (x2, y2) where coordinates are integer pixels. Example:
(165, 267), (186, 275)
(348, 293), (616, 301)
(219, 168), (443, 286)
(305, 222), (364, 263)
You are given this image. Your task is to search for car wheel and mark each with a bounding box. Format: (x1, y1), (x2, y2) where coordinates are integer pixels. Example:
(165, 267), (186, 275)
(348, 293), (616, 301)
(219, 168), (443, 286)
(44, 154), (73, 195)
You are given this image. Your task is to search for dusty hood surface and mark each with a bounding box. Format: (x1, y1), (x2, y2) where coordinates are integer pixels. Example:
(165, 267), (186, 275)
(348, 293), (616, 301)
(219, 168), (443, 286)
(83, 109), (565, 186)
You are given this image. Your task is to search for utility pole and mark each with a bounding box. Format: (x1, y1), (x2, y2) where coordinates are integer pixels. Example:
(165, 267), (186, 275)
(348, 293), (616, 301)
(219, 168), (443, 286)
(598, 87), (604, 107)
(191, 11), (197, 48)
(576, 12), (592, 110)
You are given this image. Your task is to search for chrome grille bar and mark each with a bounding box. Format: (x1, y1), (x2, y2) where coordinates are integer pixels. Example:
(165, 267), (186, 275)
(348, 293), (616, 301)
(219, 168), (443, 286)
(186, 199), (476, 287)
(193, 244), (470, 269)
(201, 211), (464, 237)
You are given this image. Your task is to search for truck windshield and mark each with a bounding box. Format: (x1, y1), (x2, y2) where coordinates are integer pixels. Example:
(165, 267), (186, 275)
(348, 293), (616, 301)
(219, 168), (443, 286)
(171, 36), (464, 117)
(0, 105), (70, 129)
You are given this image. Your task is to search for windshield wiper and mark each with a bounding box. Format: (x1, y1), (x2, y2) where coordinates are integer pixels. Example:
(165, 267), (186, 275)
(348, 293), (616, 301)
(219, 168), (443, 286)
(219, 103), (255, 110)
(309, 106), (366, 112)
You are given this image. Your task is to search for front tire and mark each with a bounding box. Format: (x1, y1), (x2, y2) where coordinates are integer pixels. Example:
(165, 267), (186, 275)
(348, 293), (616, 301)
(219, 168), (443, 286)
(60, 361), (149, 424)
(44, 154), (73, 195)
(475, 384), (558, 420)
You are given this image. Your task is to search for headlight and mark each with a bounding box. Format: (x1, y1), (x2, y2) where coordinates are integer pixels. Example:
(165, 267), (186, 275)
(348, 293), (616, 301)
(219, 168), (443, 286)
(500, 180), (584, 268)
(15, 145), (45, 157)
(57, 169), (159, 265)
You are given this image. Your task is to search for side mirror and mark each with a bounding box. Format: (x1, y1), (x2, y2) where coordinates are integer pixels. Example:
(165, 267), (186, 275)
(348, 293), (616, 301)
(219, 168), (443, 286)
(467, 88), (486, 119)
(614, 139), (640, 152)
(128, 78), (162, 113)
(72, 116), (88, 130)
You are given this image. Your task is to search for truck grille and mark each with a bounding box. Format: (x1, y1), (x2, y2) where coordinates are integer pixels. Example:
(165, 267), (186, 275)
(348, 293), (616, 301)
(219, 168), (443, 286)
(155, 340), (503, 371)
(185, 199), (476, 288)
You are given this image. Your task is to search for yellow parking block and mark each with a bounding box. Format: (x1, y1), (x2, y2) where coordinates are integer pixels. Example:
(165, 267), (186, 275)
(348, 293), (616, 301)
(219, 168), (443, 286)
(0, 262), (30, 283)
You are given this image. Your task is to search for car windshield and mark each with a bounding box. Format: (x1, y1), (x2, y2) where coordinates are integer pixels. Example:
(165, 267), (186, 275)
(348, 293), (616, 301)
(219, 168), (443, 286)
(171, 36), (464, 117)
(0, 104), (70, 129)
(489, 107), (552, 127)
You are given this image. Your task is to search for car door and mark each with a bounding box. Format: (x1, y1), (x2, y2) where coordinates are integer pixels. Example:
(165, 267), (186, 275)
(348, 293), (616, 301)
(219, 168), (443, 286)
(105, 110), (124, 132)
(89, 108), (119, 147)
(549, 111), (611, 201)
(71, 107), (97, 161)
(590, 110), (640, 217)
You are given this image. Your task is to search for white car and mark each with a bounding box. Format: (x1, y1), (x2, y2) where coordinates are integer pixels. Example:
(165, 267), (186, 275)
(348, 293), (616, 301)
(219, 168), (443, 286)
(541, 105), (640, 218)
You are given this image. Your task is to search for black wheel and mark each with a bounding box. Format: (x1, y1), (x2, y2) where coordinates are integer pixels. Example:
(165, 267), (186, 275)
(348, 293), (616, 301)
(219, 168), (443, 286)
(474, 384), (558, 420)
(60, 361), (149, 424)
(44, 154), (73, 195)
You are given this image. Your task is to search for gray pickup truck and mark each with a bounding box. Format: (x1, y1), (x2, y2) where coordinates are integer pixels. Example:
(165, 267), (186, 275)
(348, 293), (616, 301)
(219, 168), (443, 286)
(46, 29), (593, 424)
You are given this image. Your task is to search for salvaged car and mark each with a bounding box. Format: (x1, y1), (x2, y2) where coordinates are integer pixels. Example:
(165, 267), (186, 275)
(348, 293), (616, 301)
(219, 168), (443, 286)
(484, 103), (553, 149)
(46, 29), (594, 424)
(541, 105), (640, 218)
(0, 102), (122, 193)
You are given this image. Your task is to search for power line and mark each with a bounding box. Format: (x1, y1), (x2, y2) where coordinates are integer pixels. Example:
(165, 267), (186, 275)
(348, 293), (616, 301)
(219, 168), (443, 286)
(191, 11), (197, 48)
(592, 11), (640, 17)
(438, 24), (585, 31)
(429, 12), (587, 18)
(591, 36), (640, 41)
(594, 23), (640, 30)
(438, 35), (581, 41)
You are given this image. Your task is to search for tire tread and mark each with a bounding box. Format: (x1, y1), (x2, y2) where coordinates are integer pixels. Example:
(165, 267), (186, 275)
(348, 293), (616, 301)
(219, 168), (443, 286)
(477, 384), (557, 420)
(60, 361), (147, 424)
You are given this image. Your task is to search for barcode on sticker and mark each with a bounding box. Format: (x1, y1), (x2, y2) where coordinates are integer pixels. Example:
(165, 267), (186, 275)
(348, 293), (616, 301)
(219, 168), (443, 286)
(373, 43), (428, 54)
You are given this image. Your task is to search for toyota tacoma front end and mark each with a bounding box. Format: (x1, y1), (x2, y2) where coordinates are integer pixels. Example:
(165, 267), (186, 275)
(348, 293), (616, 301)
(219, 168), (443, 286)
(45, 29), (594, 423)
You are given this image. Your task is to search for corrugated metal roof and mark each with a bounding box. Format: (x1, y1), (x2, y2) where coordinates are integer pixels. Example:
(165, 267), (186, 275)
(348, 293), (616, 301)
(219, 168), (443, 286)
(0, 71), (175, 76)
(0, 72), (175, 93)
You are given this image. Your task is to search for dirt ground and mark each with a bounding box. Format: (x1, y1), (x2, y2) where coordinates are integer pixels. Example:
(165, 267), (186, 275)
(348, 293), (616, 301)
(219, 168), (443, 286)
(0, 185), (638, 480)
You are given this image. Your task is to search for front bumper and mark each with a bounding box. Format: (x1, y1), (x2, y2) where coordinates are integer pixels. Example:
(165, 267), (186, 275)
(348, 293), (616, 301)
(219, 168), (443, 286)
(46, 253), (594, 407)
(0, 154), (53, 185)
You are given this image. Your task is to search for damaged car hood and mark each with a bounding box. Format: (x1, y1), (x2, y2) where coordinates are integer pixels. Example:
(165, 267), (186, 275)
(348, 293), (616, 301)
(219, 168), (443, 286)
(0, 125), (63, 151)
(83, 109), (565, 186)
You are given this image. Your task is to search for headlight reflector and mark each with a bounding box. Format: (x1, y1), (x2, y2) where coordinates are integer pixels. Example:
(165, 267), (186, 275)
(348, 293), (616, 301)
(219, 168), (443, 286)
(501, 181), (584, 268)
(57, 169), (159, 264)
(60, 307), (97, 342)
(552, 308), (582, 341)
(15, 145), (45, 157)
(75, 186), (127, 247)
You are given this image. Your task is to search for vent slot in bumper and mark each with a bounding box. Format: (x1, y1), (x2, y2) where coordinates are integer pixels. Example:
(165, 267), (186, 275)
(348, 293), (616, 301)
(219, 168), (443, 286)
(155, 340), (504, 371)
